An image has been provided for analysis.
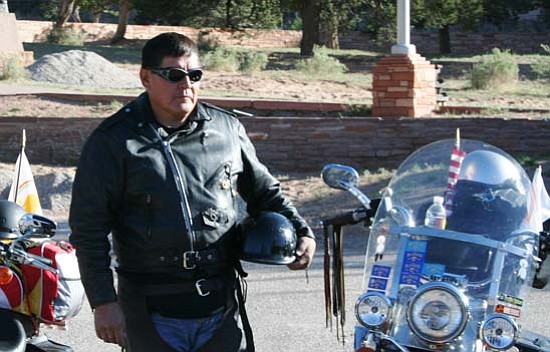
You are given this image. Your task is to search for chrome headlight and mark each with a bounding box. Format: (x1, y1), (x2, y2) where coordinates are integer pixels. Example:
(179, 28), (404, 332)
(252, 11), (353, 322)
(406, 282), (469, 343)
(480, 314), (518, 350)
(355, 292), (392, 328)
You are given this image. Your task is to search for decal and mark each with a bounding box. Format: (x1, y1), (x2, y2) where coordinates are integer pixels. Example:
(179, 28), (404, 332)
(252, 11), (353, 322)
(368, 277), (388, 291)
(371, 265), (391, 278)
(399, 240), (427, 287)
(422, 263), (446, 277)
(497, 294), (524, 307)
(496, 304), (521, 318)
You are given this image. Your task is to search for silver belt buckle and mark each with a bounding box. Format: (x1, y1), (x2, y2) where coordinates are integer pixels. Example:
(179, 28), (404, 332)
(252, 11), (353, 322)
(195, 279), (211, 297)
(183, 251), (197, 270)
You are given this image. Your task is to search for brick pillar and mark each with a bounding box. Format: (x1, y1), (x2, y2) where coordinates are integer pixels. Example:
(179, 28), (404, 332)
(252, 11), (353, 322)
(372, 53), (436, 117)
(0, 12), (34, 66)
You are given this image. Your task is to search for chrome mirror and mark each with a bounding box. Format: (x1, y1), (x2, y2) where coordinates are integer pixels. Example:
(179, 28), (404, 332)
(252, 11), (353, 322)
(18, 213), (57, 238)
(321, 164), (360, 190)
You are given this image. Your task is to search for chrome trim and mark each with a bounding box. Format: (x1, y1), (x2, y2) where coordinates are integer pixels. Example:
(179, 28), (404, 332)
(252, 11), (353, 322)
(480, 313), (518, 350)
(406, 282), (469, 344)
(355, 291), (392, 328)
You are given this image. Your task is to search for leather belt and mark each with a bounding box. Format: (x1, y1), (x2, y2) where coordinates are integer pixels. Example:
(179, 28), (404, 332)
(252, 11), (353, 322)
(141, 277), (227, 297)
(157, 248), (229, 269)
(182, 248), (227, 269)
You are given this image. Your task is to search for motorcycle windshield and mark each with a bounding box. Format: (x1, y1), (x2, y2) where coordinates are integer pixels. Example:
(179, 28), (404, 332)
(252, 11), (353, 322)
(364, 139), (538, 309)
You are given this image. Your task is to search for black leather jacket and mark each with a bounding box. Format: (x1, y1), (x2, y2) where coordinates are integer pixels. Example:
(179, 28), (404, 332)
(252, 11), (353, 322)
(69, 93), (313, 308)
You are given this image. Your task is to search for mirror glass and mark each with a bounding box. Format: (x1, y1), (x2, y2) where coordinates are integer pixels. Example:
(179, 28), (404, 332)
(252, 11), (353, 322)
(18, 214), (57, 238)
(321, 164), (360, 190)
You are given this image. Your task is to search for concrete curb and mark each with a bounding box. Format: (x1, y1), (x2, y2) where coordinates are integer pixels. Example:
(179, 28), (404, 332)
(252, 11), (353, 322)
(1, 91), (355, 113)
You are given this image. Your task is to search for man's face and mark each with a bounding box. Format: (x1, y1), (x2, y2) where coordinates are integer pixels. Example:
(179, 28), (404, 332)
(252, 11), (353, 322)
(140, 54), (201, 126)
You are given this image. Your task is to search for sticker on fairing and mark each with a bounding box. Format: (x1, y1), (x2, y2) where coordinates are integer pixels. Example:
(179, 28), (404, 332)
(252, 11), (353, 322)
(371, 265), (391, 278)
(497, 293), (524, 307)
(422, 263), (446, 277)
(368, 265), (391, 292)
(496, 304), (521, 318)
(368, 277), (388, 291)
(399, 240), (427, 287)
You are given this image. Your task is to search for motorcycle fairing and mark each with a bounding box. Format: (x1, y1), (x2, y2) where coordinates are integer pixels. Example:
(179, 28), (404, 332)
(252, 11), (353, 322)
(356, 139), (539, 351)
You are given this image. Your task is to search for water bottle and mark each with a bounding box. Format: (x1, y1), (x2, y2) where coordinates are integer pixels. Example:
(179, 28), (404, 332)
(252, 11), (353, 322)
(424, 196), (446, 229)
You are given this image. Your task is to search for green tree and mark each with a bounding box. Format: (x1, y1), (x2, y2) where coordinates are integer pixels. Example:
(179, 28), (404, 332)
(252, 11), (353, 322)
(483, 0), (538, 27)
(413, 0), (483, 54)
(298, 0), (320, 56)
(111, 0), (131, 43)
(78, 0), (113, 22)
(318, 0), (365, 49)
(132, 0), (282, 28)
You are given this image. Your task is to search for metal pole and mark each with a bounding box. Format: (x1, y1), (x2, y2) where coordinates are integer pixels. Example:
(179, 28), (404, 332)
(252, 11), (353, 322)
(391, 0), (416, 54)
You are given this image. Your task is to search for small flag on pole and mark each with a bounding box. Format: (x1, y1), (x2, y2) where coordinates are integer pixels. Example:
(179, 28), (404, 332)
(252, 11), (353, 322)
(529, 165), (550, 232)
(444, 129), (466, 216)
(8, 130), (42, 214)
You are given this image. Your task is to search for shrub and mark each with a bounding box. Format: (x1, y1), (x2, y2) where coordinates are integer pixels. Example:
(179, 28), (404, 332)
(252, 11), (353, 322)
(0, 55), (29, 81)
(239, 51), (268, 73)
(202, 47), (240, 72)
(470, 48), (518, 90)
(531, 44), (550, 80)
(197, 31), (220, 53)
(294, 45), (348, 76)
(46, 27), (87, 46)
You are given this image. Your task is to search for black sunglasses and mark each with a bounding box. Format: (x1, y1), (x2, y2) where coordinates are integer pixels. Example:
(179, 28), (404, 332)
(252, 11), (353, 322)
(150, 67), (203, 83)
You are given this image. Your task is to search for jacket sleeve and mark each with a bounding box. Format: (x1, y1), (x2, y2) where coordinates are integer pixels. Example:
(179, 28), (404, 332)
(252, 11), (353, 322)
(236, 122), (315, 239)
(69, 129), (124, 308)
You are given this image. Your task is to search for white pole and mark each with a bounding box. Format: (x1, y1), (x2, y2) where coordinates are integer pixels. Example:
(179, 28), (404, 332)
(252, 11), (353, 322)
(391, 0), (416, 54)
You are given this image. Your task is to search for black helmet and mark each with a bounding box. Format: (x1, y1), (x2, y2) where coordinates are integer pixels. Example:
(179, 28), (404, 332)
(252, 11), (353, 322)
(239, 212), (297, 265)
(0, 200), (26, 239)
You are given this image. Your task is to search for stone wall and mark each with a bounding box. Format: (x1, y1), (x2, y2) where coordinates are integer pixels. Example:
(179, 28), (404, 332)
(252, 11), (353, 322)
(15, 20), (302, 48)
(1, 116), (548, 173)
(341, 31), (550, 55)
(16, 20), (550, 54)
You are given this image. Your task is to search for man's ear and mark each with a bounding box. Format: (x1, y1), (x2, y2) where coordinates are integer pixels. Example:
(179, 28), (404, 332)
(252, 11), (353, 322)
(140, 68), (151, 89)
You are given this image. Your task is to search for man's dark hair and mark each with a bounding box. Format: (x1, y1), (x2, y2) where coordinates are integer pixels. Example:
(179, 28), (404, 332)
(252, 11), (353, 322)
(141, 32), (199, 69)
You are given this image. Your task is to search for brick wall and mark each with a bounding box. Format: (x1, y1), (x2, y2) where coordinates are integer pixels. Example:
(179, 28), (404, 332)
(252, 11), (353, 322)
(16, 20), (550, 54)
(1, 116), (548, 173)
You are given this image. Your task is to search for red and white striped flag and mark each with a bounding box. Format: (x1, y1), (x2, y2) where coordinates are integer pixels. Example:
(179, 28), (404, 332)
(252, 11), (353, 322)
(444, 130), (466, 216)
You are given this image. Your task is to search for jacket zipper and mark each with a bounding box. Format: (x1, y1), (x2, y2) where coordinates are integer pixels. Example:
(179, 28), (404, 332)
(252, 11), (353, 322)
(147, 123), (196, 251)
(161, 140), (196, 251)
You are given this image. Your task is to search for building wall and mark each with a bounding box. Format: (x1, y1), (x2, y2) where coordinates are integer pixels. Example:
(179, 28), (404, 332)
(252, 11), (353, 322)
(1, 116), (548, 173)
(16, 20), (550, 54)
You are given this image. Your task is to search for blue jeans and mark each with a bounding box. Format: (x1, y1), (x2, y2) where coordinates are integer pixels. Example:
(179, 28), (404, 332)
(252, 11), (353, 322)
(150, 312), (224, 352)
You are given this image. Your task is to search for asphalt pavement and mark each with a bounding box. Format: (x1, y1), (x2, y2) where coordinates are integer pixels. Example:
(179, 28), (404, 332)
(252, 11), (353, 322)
(40, 226), (550, 352)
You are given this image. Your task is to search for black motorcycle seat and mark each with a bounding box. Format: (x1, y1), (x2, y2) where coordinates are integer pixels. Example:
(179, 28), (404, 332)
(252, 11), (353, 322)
(0, 309), (26, 352)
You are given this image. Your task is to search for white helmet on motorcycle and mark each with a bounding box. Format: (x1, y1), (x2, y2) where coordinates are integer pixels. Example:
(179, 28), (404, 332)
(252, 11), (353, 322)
(447, 150), (528, 239)
(459, 150), (523, 189)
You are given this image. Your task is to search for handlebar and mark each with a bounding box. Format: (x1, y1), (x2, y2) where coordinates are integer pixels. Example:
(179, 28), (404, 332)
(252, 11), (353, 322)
(321, 199), (380, 228)
(321, 207), (370, 227)
(0, 242), (57, 274)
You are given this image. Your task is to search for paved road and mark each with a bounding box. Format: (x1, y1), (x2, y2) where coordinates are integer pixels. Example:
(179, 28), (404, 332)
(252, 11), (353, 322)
(43, 227), (550, 352)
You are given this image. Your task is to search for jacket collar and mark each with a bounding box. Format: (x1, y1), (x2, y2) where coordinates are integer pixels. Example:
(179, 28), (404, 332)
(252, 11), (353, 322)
(129, 93), (211, 141)
(132, 92), (212, 126)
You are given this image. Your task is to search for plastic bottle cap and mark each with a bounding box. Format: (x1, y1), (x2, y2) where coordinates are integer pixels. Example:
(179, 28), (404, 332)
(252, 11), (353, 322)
(433, 196), (444, 204)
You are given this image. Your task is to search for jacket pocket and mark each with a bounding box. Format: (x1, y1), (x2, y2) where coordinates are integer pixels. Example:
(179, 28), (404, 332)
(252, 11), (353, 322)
(204, 162), (232, 191)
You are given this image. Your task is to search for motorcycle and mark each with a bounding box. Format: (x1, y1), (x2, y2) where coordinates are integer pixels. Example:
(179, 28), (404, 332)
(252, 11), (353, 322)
(321, 138), (550, 352)
(0, 203), (76, 352)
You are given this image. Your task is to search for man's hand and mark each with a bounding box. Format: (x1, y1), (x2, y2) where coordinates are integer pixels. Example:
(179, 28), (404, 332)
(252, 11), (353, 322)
(94, 302), (127, 348)
(288, 236), (316, 270)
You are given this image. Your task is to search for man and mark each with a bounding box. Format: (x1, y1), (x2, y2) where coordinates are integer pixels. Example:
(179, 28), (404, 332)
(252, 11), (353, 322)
(69, 32), (316, 352)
